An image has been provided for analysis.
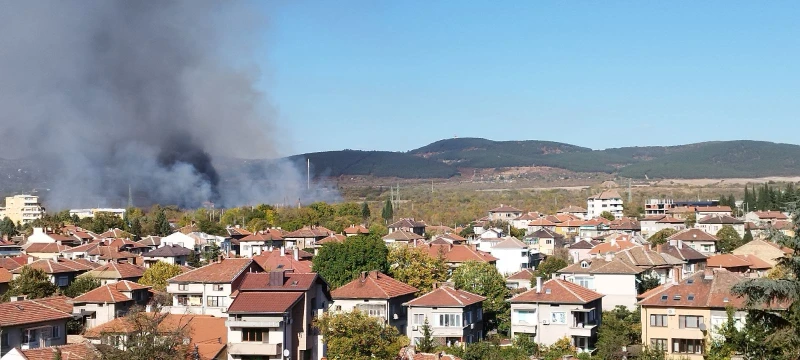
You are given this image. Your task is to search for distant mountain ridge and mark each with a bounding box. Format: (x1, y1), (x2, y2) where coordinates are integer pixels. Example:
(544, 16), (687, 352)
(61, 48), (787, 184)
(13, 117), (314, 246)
(292, 138), (800, 179)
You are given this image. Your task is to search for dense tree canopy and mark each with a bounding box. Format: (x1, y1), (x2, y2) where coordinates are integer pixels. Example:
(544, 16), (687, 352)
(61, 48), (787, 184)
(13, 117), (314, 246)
(314, 309), (408, 360)
(312, 234), (389, 289)
(2, 266), (58, 301)
(138, 261), (183, 291)
(647, 228), (677, 245)
(452, 261), (510, 333)
(387, 246), (448, 296)
(64, 275), (101, 298)
(595, 306), (642, 360)
(716, 225), (744, 253)
(98, 310), (190, 360)
(531, 256), (568, 281)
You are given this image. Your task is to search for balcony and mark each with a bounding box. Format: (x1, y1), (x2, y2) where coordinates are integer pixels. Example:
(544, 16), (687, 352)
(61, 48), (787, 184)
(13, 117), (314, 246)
(225, 320), (282, 328)
(227, 342), (282, 356)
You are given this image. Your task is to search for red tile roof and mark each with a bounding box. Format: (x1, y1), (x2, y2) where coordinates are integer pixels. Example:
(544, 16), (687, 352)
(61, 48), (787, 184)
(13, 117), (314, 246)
(16, 342), (99, 360)
(113, 280), (151, 291)
(317, 234), (347, 245)
(285, 226), (333, 238)
(24, 242), (71, 253)
(489, 205), (523, 213)
(331, 271), (418, 299)
(754, 211), (789, 220)
(404, 286), (485, 307)
(559, 257), (646, 275)
(0, 257), (23, 270)
(697, 206), (733, 213)
(83, 262), (145, 279)
(528, 218), (556, 227)
(507, 269), (535, 281)
(697, 214), (743, 224)
(0, 267), (12, 283)
(143, 244), (193, 257)
(492, 237), (528, 249)
(421, 244), (498, 264)
(656, 216), (684, 224)
(227, 291), (304, 313)
(238, 272), (320, 291)
(168, 258), (261, 284)
(12, 258), (92, 274)
(706, 254), (751, 268)
(559, 205), (587, 213)
(72, 283), (133, 303)
(510, 279), (603, 304)
(588, 240), (638, 254)
(252, 251), (313, 273)
(383, 230), (425, 241)
(0, 296), (73, 327)
(239, 232), (284, 242)
(344, 225), (370, 235)
(668, 228), (718, 242)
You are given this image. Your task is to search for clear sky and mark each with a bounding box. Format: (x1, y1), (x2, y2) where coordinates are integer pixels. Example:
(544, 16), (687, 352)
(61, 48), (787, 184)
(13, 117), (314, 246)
(257, 1), (799, 155)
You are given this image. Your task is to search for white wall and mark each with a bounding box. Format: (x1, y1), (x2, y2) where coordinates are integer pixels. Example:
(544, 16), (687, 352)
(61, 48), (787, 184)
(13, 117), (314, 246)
(489, 248), (529, 275)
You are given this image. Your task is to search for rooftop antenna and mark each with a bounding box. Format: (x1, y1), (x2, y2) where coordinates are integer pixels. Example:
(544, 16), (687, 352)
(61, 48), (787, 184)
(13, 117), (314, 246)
(627, 179), (632, 204)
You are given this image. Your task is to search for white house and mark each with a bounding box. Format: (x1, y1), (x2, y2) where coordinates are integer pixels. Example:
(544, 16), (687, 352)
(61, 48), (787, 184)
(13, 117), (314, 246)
(696, 215), (745, 238)
(160, 232), (199, 250)
(557, 256), (644, 310)
(331, 271), (418, 334)
(487, 237), (531, 275)
(587, 190), (624, 219)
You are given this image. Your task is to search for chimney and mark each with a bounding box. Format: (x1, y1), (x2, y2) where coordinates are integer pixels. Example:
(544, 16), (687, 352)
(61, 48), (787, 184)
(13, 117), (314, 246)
(33, 227), (43, 236)
(269, 270), (286, 286)
(656, 244), (664, 253)
(370, 270), (380, 278)
(293, 247), (299, 261)
(704, 268), (714, 280)
(673, 266), (682, 284)
(610, 236), (617, 247)
(280, 246), (285, 257)
(677, 240), (683, 249)
(536, 277), (542, 293)
(604, 253), (613, 262)
(27, 256), (34, 264)
(360, 271), (367, 282)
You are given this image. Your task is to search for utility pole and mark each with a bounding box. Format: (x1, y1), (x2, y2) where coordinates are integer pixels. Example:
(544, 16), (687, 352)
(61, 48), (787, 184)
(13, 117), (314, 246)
(127, 184), (133, 208)
(307, 158), (310, 190)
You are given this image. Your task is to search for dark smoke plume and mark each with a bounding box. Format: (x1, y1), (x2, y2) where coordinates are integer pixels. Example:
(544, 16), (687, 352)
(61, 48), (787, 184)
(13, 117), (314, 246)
(0, 1), (337, 208)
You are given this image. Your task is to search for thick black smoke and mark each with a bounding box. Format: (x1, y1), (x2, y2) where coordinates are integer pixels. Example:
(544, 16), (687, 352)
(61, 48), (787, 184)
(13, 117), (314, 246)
(0, 1), (338, 208)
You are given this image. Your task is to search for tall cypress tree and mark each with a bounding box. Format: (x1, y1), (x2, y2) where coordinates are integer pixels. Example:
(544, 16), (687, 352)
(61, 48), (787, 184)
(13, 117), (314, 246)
(381, 199), (393, 223)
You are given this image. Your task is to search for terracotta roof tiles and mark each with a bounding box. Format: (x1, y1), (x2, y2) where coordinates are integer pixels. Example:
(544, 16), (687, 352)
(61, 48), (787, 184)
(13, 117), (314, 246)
(227, 292), (304, 313)
(168, 258), (260, 284)
(510, 278), (603, 304)
(668, 228), (718, 242)
(404, 286), (485, 307)
(16, 342), (99, 360)
(331, 271), (418, 299)
(0, 296), (73, 327)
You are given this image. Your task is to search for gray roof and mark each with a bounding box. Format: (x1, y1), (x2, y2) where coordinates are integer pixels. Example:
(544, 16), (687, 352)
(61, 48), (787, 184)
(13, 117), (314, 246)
(143, 244), (192, 257)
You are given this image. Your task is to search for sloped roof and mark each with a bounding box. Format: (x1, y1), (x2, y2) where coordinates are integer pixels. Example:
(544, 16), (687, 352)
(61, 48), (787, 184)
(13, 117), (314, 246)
(697, 206), (733, 213)
(240, 231), (285, 242)
(668, 228), (718, 242)
(753, 211), (789, 220)
(228, 291), (304, 313)
(137, 236), (162, 247)
(507, 268), (535, 281)
(344, 225), (370, 234)
(515, 212), (543, 221)
(0, 267), (12, 283)
(528, 218), (556, 227)
(72, 283), (133, 303)
(317, 234), (347, 245)
(526, 228), (563, 239)
(238, 272), (321, 291)
(488, 205), (523, 213)
(108, 238), (149, 250)
(226, 227), (252, 237)
(492, 237), (528, 249)
(82, 262), (146, 279)
(510, 278), (603, 304)
(24, 242), (71, 253)
(589, 190), (622, 200)
(659, 244), (706, 261)
(168, 258), (260, 284)
(568, 239), (600, 250)
(706, 254), (770, 269)
(0, 257), (24, 270)
(15, 342), (99, 360)
(388, 218), (427, 229)
(332, 271), (418, 300)
(13, 258), (92, 274)
(285, 226), (332, 238)
(404, 286), (485, 307)
(0, 296), (73, 327)
(97, 228), (130, 239)
(656, 216), (685, 224)
(559, 257), (646, 275)
(252, 250), (313, 273)
(383, 230), (425, 241)
(422, 244), (498, 264)
(143, 244), (193, 257)
(616, 246), (682, 267)
(588, 240), (638, 255)
(698, 214), (743, 224)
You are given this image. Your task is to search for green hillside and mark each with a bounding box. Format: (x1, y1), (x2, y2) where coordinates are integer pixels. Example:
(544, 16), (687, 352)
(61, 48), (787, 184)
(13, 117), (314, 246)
(411, 138), (590, 168)
(287, 150), (459, 179)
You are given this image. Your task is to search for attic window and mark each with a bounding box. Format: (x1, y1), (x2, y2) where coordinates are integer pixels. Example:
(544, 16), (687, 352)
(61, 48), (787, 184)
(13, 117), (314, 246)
(580, 262), (589, 268)
(545, 289), (551, 294)
(291, 281), (299, 286)
(687, 294), (695, 301)
(673, 295), (681, 301)
(687, 279), (694, 284)
(660, 295), (668, 301)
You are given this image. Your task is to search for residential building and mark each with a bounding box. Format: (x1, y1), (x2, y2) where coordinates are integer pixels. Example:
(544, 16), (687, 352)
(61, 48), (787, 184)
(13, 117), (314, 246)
(0, 296), (73, 356)
(587, 190), (623, 219)
(1, 195), (44, 225)
(404, 285), (485, 346)
(160, 232), (201, 250)
(431, 233), (468, 245)
(232, 270), (332, 360)
(645, 199), (674, 216)
(527, 218), (557, 233)
(136, 236), (161, 251)
(696, 215), (745, 238)
(238, 232), (284, 258)
(566, 239), (602, 263)
(79, 262), (146, 285)
(12, 258), (93, 288)
(658, 242), (707, 275)
(706, 254), (772, 276)
(667, 228), (718, 255)
(512, 212), (542, 230)
(284, 226), (333, 250)
(420, 244), (498, 269)
(0, 342), (99, 360)
(252, 247), (313, 273)
(731, 239), (792, 267)
(70, 281), (152, 329)
(587, 235), (638, 256)
(343, 225), (370, 236)
(383, 230), (425, 246)
(388, 219), (427, 235)
(506, 269), (534, 290)
(695, 206), (732, 218)
(142, 244), (192, 267)
(487, 237), (531, 275)
(509, 278), (603, 353)
(22, 242), (70, 260)
(558, 206), (588, 220)
(745, 211), (789, 226)
(331, 271), (418, 334)
(167, 258), (264, 317)
(487, 205), (523, 222)
(523, 228), (564, 256)
(68, 208), (126, 219)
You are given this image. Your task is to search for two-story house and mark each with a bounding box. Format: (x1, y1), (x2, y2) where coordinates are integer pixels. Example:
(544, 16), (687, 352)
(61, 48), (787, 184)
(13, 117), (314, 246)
(12, 259), (93, 288)
(331, 271), (418, 334)
(558, 255), (646, 310)
(667, 228), (718, 255)
(523, 229), (565, 256)
(231, 270), (331, 360)
(487, 237), (531, 275)
(509, 278), (603, 353)
(487, 205), (523, 223)
(696, 215), (745, 238)
(404, 285), (485, 347)
(0, 296), (73, 356)
(383, 230), (425, 247)
(731, 239), (792, 267)
(420, 244), (498, 270)
(70, 281), (152, 329)
(79, 262), (146, 285)
(587, 190), (624, 219)
(558, 206), (588, 220)
(506, 269), (534, 290)
(0, 342), (99, 360)
(388, 219), (427, 235)
(142, 244), (192, 267)
(167, 258), (264, 317)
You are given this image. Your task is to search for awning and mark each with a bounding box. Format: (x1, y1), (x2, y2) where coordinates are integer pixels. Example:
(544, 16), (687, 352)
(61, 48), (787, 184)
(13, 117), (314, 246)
(570, 308), (594, 313)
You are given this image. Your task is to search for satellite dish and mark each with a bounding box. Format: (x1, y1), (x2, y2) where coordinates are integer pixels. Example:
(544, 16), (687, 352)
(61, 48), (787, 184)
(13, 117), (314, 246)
(283, 349), (290, 357)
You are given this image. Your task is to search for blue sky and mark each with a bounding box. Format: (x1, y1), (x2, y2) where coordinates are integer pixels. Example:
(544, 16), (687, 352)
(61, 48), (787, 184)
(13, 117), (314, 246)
(256, 1), (799, 155)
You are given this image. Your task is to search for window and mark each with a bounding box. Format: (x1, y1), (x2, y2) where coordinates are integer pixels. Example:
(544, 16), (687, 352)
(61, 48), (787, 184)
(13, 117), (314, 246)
(650, 338), (667, 351)
(580, 262), (589, 268)
(476, 308), (483, 321)
(57, 276), (69, 287)
(437, 314), (462, 327)
(551, 312), (567, 324)
(178, 284), (187, 291)
(465, 311), (472, 325)
(176, 295), (188, 306)
(356, 304), (386, 318)
(413, 314), (425, 325)
(650, 314), (667, 327)
(545, 239), (553, 245)
(207, 296), (225, 307)
(242, 328), (268, 342)
(514, 310), (536, 325)
(673, 339), (704, 354)
(574, 276), (593, 289)
(213, 284), (224, 291)
(679, 315), (703, 329)
(574, 336), (588, 349)
(52, 326), (60, 339)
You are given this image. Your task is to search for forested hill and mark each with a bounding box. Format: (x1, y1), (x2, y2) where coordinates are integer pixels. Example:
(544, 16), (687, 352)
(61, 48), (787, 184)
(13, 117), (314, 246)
(290, 139), (800, 179)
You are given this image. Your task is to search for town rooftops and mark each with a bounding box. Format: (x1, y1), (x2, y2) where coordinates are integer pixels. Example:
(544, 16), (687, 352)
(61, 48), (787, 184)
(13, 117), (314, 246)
(81, 262), (146, 280)
(137, 236), (161, 247)
(697, 206), (733, 213)
(658, 243), (707, 261)
(143, 244), (193, 257)
(506, 268), (535, 281)
(515, 212), (543, 221)
(492, 237), (528, 249)
(568, 239), (601, 250)
(0, 267), (12, 284)
(344, 225), (370, 235)
(72, 281), (144, 303)
(707, 254), (772, 270)
(383, 230), (425, 241)
(510, 278), (603, 304)
(316, 234), (347, 245)
(24, 242), (71, 253)
(668, 228), (718, 242)
(0, 296), (73, 327)
(226, 226), (252, 237)
(388, 218), (427, 229)
(697, 214), (743, 224)
(488, 204), (523, 213)
(331, 271), (418, 300)
(559, 257), (646, 275)
(404, 286), (486, 308)
(238, 271), (322, 291)
(559, 205), (587, 213)
(753, 211), (789, 220)
(0, 256), (25, 270)
(227, 291), (304, 314)
(9, 342), (99, 360)
(97, 228), (130, 239)
(285, 226), (332, 238)
(588, 190), (622, 200)
(252, 249), (313, 273)
(528, 218), (556, 227)
(13, 258), (93, 274)
(422, 244), (498, 264)
(168, 258), (261, 284)
(588, 239), (638, 255)
(656, 216), (685, 224)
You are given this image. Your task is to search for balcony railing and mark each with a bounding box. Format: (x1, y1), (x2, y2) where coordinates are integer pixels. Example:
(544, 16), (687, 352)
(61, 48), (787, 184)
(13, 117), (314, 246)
(225, 320), (282, 328)
(227, 342), (282, 356)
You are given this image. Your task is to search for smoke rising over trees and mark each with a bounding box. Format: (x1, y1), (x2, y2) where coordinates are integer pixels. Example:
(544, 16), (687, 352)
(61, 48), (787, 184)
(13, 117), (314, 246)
(0, 1), (336, 208)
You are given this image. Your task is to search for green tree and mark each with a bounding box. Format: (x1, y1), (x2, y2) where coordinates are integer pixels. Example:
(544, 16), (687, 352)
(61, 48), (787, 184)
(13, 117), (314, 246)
(154, 207), (171, 236)
(531, 256), (568, 281)
(0, 216), (17, 237)
(388, 246), (448, 295)
(129, 218), (142, 240)
(187, 250), (201, 268)
(541, 337), (577, 360)
(743, 228), (754, 242)
(716, 225), (744, 253)
(97, 309), (190, 360)
(684, 212), (697, 227)
(312, 234), (389, 289)
(599, 211), (615, 221)
(513, 334), (539, 356)
(638, 274), (662, 294)
(202, 242), (221, 263)
(360, 201), (371, 221)
(647, 228), (677, 245)
(2, 266), (59, 301)
(381, 199), (394, 222)
(64, 275), (101, 298)
(595, 306), (642, 360)
(416, 317), (435, 352)
(452, 261), (510, 333)
(138, 261), (183, 292)
(314, 309), (408, 360)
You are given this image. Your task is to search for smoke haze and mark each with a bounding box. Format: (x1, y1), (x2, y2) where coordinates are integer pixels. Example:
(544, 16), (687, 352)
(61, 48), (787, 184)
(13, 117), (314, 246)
(0, 1), (337, 208)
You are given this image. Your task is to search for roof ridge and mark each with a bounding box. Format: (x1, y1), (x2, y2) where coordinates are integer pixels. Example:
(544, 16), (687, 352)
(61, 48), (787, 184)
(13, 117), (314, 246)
(30, 297), (71, 315)
(555, 279), (584, 302)
(442, 287), (465, 306)
(370, 274), (390, 298)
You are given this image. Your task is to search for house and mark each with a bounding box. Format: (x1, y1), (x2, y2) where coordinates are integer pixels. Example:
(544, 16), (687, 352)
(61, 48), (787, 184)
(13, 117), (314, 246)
(637, 269), (788, 360)
(587, 190), (624, 219)
(609, 218), (641, 235)
(696, 215), (745, 238)
(566, 239), (602, 263)
(252, 247), (313, 273)
(106, 238), (150, 256)
(695, 206), (732, 218)
(486, 237), (531, 275)
(645, 198), (674, 216)
(383, 230), (425, 246)
(79, 262), (146, 285)
(388, 219), (427, 236)
(0, 296), (73, 356)
(83, 314), (227, 360)
(12, 259), (93, 288)
(587, 235), (638, 255)
(420, 244), (498, 269)
(142, 244), (193, 267)
(666, 206), (697, 220)
(706, 254), (772, 276)
(558, 205), (588, 220)
(404, 285), (485, 346)
(167, 258), (264, 317)
(527, 218), (557, 233)
(509, 278), (603, 353)
(237, 232), (284, 258)
(70, 281), (152, 329)
(343, 225), (370, 236)
(523, 228), (565, 256)
(0, 342), (99, 360)
(225, 226), (252, 241)
(284, 226), (333, 250)
(579, 219), (611, 238)
(657, 242), (707, 275)
(640, 215), (685, 237)
(667, 228), (718, 255)
(1, 195), (44, 225)
(331, 271), (418, 334)
(21, 242), (70, 260)
(96, 228), (130, 240)
(731, 239), (792, 267)
(0, 239), (21, 257)
(431, 233), (468, 245)
(487, 205), (523, 222)
(160, 232), (200, 250)
(135, 236), (161, 251)
(745, 211), (789, 226)
(555, 219), (584, 237)
(232, 270), (331, 360)
(512, 212), (542, 230)
(506, 269), (534, 290)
